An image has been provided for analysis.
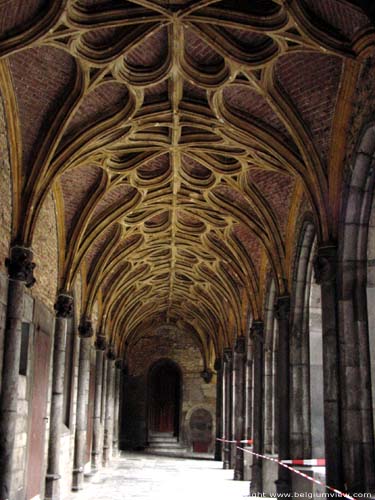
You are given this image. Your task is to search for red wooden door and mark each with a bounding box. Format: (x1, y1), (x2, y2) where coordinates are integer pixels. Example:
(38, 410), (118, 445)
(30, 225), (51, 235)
(26, 327), (51, 500)
(150, 365), (179, 433)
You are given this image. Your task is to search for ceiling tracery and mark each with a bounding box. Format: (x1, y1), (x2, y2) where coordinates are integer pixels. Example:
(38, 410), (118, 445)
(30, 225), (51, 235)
(0, 0), (372, 363)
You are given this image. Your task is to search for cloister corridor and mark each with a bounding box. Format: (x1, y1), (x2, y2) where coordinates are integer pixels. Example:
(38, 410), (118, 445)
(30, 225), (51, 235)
(66, 454), (250, 500)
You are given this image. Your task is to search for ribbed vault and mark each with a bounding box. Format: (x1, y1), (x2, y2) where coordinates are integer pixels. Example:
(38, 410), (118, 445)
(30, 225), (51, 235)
(0, 0), (373, 365)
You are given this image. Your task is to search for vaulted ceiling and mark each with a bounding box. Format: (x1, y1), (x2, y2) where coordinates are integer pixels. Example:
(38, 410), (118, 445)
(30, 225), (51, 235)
(0, 0), (373, 362)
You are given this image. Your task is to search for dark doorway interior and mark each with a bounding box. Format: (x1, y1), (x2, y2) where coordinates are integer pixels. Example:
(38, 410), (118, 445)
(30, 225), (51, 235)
(149, 360), (181, 436)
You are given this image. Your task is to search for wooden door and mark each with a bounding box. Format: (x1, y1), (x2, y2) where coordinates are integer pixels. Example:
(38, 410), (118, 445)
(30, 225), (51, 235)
(26, 327), (51, 500)
(150, 364), (179, 433)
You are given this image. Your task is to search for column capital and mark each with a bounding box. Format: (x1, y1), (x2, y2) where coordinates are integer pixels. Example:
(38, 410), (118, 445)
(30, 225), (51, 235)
(234, 336), (245, 354)
(115, 358), (124, 370)
(214, 357), (222, 372)
(200, 369), (213, 383)
(250, 320), (264, 342)
(94, 334), (106, 351)
(313, 243), (337, 285)
(275, 295), (291, 321)
(78, 316), (93, 338)
(106, 345), (116, 360)
(5, 245), (36, 287)
(223, 347), (232, 363)
(54, 292), (73, 318)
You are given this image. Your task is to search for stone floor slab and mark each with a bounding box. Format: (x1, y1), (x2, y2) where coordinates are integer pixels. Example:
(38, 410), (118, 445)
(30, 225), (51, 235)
(65, 452), (252, 500)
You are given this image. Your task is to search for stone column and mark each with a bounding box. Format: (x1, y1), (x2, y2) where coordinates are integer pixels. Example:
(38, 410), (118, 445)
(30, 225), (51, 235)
(233, 337), (245, 480)
(72, 317), (93, 491)
(91, 334), (106, 471)
(274, 295), (291, 496)
(214, 357), (223, 461)
(0, 246), (35, 500)
(45, 293), (74, 500)
(222, 348), (233, 469)
(250, 321), (264, 494)
(314, 244), (343, 490)
(113, 360), (122, 457)
(103, 347), (115, 467)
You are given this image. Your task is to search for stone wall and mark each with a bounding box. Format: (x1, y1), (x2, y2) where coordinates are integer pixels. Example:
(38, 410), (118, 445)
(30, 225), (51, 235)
(0, 92), (12, 266)
(0, 272), (8, 394)
(122, 325), (216, 452)
(10, 293), (33, 500)
(32, 191), (59, 311)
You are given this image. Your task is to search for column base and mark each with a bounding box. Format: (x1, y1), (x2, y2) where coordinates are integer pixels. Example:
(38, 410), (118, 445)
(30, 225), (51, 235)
(233, 469), (243, 481)
(72, 468), (84, 491)
(275, 477), (292, 497)
(102, 447), (110, 467)
(45, 474), (61, 500)
(91, 452), (101, 471)
(250, 461), (262, 491)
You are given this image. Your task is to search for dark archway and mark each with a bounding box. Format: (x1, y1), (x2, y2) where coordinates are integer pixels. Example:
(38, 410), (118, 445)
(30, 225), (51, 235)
(148, 359), (182, 437)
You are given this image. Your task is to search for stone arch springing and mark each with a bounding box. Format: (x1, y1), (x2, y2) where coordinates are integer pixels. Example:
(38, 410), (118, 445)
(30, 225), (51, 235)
(338, 123), (375, 491)
(290, 219), (324, 459)
(263, 278), (277, 455)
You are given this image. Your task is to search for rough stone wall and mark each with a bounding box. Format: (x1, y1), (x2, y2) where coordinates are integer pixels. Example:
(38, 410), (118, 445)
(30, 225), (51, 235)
(0, 92), (12, 266)
(0, 90), (12, 394)
(32, 191), (59, 311)
(124, 325), (216, 452)
(10, 293), (33, 500)
(0, 272), (8, 394)
(344, 52), (375, 181)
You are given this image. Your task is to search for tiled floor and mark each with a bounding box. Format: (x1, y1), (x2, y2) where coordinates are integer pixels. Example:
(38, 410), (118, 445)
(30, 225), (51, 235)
(66, 453), (250, 500)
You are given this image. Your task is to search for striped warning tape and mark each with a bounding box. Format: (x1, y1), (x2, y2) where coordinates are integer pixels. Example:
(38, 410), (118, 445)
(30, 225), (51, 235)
(282, 459), (326, 466)
(217, 438), (354, 500)
(217, 437), (253, 445)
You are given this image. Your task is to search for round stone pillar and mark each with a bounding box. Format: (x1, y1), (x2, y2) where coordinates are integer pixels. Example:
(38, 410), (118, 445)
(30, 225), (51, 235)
(91, 334), (106, 471)
(103, 347), (115, 467)
(250, 321), (264, 494)
(214, 357), (224, 461)
(314, 244), (343, 491)
(222, 348), (233, 469)
(274, 295), (291, 496)
(233, 337), (245, 480)
(45, 293), (74, 500)
(112, 359), (122, 457)
(0, 246), (35, 500)
(72, 317), (93, 491)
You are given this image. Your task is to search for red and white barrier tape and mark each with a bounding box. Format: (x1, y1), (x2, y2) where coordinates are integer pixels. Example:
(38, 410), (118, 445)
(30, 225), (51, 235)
(217, 437), (253, 446)
(282, 459), (325, 466)
(217, 438), (354, 500)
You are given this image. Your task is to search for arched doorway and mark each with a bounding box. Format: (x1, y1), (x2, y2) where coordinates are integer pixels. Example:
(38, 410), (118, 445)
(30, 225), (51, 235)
(148, 360), (181, 436)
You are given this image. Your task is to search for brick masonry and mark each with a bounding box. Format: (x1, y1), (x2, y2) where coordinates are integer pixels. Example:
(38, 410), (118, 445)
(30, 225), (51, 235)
(32, 191), (59, 311)
(124, 325), (216, 452)
(0, 92), (12, 266)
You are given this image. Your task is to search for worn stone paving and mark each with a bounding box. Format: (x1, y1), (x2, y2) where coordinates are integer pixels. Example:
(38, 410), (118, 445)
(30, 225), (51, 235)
(66, 453), (251, 500)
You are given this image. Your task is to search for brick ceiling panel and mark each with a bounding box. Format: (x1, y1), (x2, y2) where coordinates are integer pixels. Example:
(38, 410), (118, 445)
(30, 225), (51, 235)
(60, 164), (103, 242)
(0, 0), (48, 37)
(223, 85), (292, 141)
(275, 52), (343, 166)
(302, 0), (370, 39)
(65, 82), (129, 139)
(232, 224), (262, 277)
(9, 46), (76, 175)
(85, 223), (118, 278)
(4, 0), (367, 350)
(124, 27), (168, 68)
(184, 28), (224, 66)
(248, 170), (295, 236)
